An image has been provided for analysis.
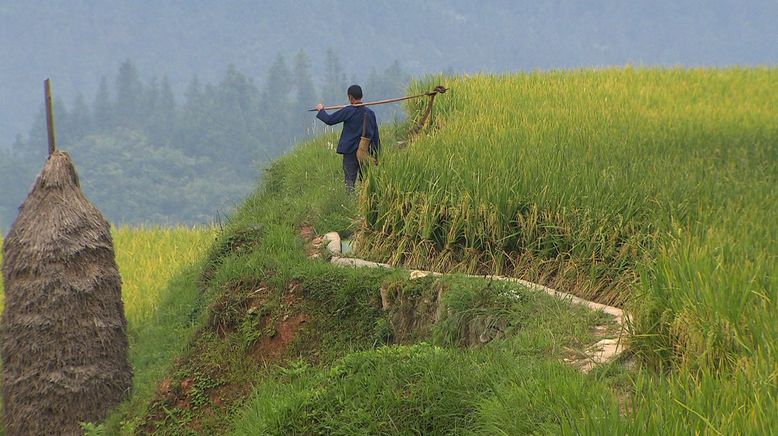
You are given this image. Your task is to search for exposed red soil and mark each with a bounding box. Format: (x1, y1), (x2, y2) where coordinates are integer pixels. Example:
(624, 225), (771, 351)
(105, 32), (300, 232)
(300, 224), (324, 257)
(282, 280), (303, 306)
(251, 312), (308, 361)
(299, 225), (315, 241)
(143, 279), (308, 433)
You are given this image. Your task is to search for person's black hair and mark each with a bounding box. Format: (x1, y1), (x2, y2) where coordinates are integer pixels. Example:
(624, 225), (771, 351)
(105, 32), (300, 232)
(347, 84), (363, 100)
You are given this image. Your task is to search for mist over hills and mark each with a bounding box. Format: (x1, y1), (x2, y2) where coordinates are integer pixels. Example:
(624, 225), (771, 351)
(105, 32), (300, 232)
(2, 0), (777, 145)
(1, 1), (776, 230)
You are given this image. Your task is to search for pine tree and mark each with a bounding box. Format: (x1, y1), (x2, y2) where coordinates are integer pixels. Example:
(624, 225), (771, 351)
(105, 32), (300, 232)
(260, 54), (293, 153)
(366, 68), (381, 96)
(114, 59), (144, 129)
(292, 50), (317, 138)
(26, 107), (47, 153)
(215, 65), (264, 171)
(70, 93), (92, 139)
(321, 48), (347, 105)
(179, 75), (205, 154)
(50, 98), (72, 145)
(93, 76), (112, 132)
(383, 60), (407, 97)
(380, 60), (409, 121)
(155, 75), (177, 145)
(184, 75), (202, 104)
(144, 77), (160, 120)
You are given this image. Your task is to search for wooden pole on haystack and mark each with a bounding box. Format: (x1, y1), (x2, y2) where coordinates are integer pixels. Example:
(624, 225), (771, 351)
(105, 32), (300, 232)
(0, 80), (132, 435)
(45, 78), (56, 155)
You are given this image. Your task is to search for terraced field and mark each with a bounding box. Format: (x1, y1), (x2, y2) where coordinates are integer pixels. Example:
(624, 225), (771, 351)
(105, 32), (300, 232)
(356, 68), (777, 432)
(2, 68), (775, 434)
(360, 68), (777, 363)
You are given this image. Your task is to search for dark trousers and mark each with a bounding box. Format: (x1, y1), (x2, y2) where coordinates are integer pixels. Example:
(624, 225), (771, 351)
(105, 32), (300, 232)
(342, 152), (361, 192)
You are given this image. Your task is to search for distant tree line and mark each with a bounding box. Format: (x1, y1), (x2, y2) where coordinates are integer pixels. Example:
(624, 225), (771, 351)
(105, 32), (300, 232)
(0, 49), (409, 231)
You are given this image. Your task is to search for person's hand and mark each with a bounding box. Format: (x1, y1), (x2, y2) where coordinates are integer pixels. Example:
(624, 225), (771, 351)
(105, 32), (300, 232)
(315, 103), (324, 111)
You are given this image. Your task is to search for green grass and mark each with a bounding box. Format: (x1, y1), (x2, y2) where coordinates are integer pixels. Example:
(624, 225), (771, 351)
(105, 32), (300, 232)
(232, 344), (617, 435)
(104, 127), (622, 435)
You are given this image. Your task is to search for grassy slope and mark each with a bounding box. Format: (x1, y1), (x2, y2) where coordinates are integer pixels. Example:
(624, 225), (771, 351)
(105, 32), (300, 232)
(102, 128), (631, 435)
(4, 68), (774, 434)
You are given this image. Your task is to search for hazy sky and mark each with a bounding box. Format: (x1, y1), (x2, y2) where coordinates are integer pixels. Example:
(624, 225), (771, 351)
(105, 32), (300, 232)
(1, 0), (777, 145)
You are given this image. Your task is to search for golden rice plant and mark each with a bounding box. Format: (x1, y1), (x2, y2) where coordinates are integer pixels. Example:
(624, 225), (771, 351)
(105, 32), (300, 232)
(112, 226), (215, 325)
(1, 227), (215, 326)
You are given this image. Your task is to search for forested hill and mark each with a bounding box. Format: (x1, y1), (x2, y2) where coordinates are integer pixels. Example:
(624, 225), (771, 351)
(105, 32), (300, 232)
(2, 0), (777, 145)
(1, 1), (776, 231)
(0, 55), (408, 231)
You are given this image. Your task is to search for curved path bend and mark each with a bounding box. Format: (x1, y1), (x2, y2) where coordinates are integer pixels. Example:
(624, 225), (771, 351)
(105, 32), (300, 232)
(321, 231), (628, 372)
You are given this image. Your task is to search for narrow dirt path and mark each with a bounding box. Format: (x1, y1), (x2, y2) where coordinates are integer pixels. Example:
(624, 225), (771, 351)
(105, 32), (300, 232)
(320, 231), (628, 372)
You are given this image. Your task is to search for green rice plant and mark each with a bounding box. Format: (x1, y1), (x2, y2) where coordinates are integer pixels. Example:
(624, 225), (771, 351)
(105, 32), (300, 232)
(566, 357), (778, 434)
(358, 68), (778, 374)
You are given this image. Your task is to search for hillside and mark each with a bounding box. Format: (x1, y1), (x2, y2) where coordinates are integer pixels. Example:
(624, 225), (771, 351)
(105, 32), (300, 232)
(108, 67), (776, 434)
(3, 68), (776, 433)
(361, 69), (777, 360)
(96, 126), (626, 434)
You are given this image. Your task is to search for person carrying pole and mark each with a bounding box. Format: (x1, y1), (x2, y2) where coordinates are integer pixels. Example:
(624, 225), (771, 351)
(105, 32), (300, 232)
(315, 84), (380, 192)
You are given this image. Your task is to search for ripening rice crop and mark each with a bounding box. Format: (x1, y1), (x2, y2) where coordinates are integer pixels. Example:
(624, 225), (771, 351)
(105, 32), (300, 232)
(358, 68), (778, 373)
(111, 226), (215, 325)
(0, 226), (214, 326)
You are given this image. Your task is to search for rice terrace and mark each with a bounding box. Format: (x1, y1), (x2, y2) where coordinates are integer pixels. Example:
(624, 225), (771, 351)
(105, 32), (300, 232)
(1, 2), (777, 435)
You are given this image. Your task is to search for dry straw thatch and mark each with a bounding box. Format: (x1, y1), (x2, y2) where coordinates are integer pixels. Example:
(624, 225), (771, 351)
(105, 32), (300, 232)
(1, 151), (132, 435)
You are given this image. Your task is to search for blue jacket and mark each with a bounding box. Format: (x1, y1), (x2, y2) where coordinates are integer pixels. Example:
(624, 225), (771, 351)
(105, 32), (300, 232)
(316, 105), (380, 155)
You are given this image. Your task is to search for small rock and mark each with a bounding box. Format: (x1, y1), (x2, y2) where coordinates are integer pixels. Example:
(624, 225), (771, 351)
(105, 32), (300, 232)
(322, 232), (342, 254)
(410, 270), (429, 279)
(379, 286), (391, 310)
(589, 338), (624, 363)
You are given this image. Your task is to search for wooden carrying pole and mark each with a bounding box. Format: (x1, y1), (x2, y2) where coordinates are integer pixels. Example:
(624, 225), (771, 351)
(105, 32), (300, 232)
(309, 85), (447, 112)
(44, 78), (56, 155)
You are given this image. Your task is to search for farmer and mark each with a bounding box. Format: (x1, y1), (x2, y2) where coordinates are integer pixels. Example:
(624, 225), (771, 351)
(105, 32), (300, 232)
(315, 84), (380, 192)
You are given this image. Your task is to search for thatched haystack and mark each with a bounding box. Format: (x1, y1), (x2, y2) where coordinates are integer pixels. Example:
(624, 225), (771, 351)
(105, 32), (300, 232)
(1, 151), (132, 435)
